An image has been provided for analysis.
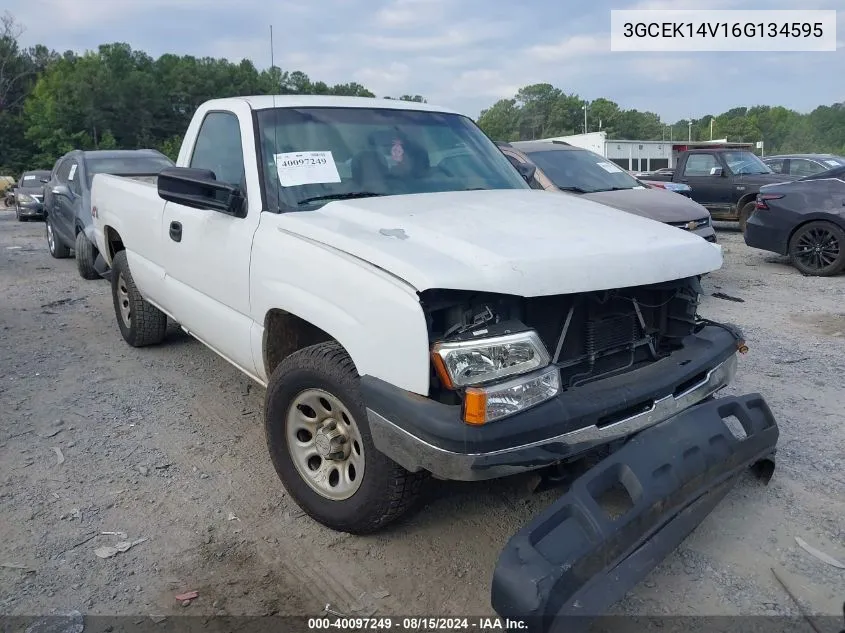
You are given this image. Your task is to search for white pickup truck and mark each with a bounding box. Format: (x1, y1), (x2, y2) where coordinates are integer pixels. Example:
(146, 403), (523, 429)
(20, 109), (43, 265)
(92, 95), (778, 623)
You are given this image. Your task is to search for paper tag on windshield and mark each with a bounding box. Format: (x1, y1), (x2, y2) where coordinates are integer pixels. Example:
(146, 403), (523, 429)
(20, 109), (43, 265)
(825, 160), (839, 167)
(23, 175), (36, 181)
(274, 151), (341, 187)
(597, 161), (622, 173)
(68, 164), (77, 180)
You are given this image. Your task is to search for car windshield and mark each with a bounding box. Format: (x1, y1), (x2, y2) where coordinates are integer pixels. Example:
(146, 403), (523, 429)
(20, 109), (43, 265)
(19, 171), (50, 187)
(522, 148), (642, 193)
(86, 155), (174, 187)
(723, 151), (772, 175)
(255, 106), (528, 210)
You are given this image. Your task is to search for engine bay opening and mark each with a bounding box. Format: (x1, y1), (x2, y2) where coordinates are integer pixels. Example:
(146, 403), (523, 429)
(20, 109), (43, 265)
(420, 276), (704, 403)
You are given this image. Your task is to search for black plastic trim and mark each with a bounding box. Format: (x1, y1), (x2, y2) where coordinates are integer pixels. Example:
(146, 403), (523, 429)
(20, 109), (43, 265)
(490, 392), (779, 633)
(360, 325), (738, 455)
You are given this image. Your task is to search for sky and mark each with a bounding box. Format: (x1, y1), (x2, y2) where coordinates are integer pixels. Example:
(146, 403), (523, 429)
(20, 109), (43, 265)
(8, 0), (845, 123)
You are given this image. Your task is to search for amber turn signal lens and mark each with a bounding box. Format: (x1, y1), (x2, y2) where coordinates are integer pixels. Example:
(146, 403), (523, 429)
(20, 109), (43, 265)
(430, 350), (454, 390)
(463, 388), (487, 425)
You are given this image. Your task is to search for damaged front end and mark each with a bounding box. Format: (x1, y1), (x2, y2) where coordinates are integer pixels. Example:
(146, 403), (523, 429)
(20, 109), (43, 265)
(490, 393), (778, 633)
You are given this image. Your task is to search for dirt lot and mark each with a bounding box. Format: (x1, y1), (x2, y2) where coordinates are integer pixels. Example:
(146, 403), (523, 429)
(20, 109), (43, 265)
(1, 212), (843, 625)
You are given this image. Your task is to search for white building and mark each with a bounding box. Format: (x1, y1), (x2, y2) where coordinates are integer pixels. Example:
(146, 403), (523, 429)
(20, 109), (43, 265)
(539, 131), (752, 172)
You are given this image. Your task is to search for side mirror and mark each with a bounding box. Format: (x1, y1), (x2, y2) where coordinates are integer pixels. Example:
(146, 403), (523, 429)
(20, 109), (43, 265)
(515, 162), (537, 183)
(51, 184), (72, 198)
(40, 178), (49, 184)
(709, 166), (724, 177)
(157, 167), (246, 218)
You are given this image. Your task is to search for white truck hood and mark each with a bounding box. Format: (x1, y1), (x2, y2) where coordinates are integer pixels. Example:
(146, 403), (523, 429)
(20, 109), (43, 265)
(275, 189), (722, 296)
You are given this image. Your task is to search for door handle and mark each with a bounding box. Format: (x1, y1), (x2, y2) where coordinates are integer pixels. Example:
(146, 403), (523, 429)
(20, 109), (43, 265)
(169, 221), (182, 242)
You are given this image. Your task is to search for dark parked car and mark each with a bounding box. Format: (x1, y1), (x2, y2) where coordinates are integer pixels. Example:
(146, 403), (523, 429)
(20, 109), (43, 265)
(498, 141), (717, 242)
(763, 154), (845, 178)
(744, 165), (845, 276)
(43, 149), (174, 279)
(644, 148), (798, 231)
(13, 170), (51, 221)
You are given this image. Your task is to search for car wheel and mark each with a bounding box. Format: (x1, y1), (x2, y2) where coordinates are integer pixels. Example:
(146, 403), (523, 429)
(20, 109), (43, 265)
(738, 201), (755, 234)
(15, 205), (23, 221)
(110, 250), (168, 346)
(75, 232), (100, 280)
(46, 217), (71, 258)
(788, 221), (845, 277)
(264, 341), (425, 534)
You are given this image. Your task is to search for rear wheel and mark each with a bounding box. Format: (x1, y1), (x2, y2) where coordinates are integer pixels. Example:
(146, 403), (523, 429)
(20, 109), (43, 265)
(46, 217), (71, 258)
(74, 231), (100, 280)
(110, 250), (168, 346)
(738, 201), (755, 234)
(788, 221), (845, 277)
(264, 341), (425, 534)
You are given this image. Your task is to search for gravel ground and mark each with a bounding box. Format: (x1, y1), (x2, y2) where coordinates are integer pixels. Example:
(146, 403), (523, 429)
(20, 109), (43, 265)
(1, 212), (843, 626)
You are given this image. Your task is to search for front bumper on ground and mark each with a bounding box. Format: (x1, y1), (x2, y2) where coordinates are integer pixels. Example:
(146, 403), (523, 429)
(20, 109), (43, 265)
(491, 392), (779, 633)
(363, 326), (740, 481)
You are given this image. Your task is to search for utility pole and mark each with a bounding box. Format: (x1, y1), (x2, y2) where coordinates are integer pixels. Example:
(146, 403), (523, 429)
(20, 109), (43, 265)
(583, 103), (587, 134)
(688, 120), (692, 142)
(710, 118), (714, 140)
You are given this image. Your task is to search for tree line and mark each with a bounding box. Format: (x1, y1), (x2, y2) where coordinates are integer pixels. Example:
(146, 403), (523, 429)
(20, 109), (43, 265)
(1, 11), (843, 175)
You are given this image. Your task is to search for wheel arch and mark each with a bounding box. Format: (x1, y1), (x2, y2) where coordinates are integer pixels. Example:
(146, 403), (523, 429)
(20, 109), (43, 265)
(787, 214), (845, 247)
(102, 226), (125, 265)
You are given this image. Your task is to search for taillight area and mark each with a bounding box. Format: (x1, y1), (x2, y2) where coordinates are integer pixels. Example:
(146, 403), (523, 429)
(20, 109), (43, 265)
(755, 193), (784, 210)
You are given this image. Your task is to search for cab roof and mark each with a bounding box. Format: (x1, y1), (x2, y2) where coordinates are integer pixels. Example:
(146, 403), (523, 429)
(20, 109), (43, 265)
(203, 95), (460, 115)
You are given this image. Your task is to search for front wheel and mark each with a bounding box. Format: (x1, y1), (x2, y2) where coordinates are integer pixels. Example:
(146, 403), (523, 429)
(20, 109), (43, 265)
(46, 217), (71, 258)
(264, 342), (425, 534)
(75, 231), (100, 280)
(110, 250), (168, 346)
(738, 201), (755, 234)
(788, 220), (845, 277)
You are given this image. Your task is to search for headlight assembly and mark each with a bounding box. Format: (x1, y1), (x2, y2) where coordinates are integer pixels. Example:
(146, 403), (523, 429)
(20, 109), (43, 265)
(16, 193), (35, 203)
(431, 330), (550, 389)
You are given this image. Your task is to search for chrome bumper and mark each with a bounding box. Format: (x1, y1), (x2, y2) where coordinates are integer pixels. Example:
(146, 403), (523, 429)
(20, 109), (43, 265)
(368, 354), (738, 481)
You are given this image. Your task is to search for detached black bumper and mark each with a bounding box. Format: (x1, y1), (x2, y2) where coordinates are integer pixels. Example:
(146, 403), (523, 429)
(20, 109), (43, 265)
(491, 392), (778, 633)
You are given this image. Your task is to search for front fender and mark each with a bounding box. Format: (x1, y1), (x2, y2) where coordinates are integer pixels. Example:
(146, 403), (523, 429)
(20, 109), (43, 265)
(250, 216), (431, 394)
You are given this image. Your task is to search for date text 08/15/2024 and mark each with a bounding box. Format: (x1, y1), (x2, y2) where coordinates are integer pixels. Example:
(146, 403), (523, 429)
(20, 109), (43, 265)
(307, 617), (528, 631)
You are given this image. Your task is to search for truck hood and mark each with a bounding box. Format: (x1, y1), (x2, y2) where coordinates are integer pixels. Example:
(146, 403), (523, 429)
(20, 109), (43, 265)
(581, 187), (709, 223)
(275, 189), (723, 296)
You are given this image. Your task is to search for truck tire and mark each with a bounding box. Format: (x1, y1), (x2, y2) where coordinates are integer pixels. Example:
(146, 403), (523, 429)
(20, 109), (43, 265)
(738, 201), (756, 234)
(264, 341), (425, 534)
(75, 232), (100, 280)
(110, 250), (168, 346)
(46, 217), (71, 258)
(788, 220), (845, 277)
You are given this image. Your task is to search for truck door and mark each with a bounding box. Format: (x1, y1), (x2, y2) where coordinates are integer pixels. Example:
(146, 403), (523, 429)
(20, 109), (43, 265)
(160, 105), (262, 377)
(677, 153), (732, 216)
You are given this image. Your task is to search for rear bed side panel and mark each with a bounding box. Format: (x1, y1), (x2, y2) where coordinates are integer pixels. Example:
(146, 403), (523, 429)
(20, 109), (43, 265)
(91, 173), (167, 302)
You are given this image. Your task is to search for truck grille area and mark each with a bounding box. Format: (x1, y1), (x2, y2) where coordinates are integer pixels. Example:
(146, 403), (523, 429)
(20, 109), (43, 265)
(420, 276), (702, 396)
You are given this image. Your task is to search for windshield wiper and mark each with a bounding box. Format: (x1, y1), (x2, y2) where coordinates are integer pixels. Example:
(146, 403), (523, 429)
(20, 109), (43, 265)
(591, 186), (634, 192)
(298, 191), (385, 205)
(557, 186), (589, 194)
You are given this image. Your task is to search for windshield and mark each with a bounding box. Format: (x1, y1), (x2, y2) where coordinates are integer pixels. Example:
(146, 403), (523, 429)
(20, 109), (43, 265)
(255, 107), (528, 210)
(19, 171), (50, 187)
(523, 148), (642, 193)
(722, 151), (772, 175)
(86, 155), (174, 187)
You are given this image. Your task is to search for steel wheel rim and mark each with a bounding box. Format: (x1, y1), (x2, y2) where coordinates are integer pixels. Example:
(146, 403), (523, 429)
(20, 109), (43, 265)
(117, 273), (132, 327)
(794, 227), (840, 271)
(286, 388), (365, 500)
(47, 222), (55, 253)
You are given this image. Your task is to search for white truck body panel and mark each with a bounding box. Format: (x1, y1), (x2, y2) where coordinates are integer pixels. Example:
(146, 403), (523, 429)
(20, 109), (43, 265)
(275, 188), (723, 296)
(91, 94), (724, 397)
